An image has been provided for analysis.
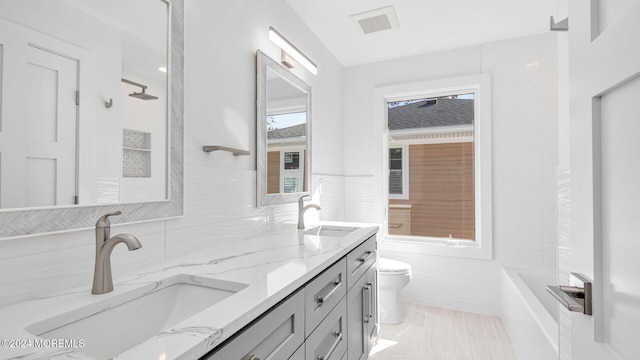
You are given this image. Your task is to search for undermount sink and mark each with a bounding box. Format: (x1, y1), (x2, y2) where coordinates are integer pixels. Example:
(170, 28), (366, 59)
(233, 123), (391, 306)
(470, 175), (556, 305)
(26, 274), (248, 360)
(304, 225), (358, 237)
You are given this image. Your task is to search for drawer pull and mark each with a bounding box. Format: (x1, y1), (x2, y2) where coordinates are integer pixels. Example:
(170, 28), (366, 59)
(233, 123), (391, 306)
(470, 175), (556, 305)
(363, 285), (371, 323)
(363, 284), (374, 323)
(249, 356), (260, 360)
(358, 251), (374, 263)
(318, 331), (343, 360)
(317, 281), (342, 305)
(367, 282), (374, 321)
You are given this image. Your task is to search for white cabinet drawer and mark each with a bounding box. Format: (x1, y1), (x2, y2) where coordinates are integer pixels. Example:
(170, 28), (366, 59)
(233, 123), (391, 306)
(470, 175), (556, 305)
(346, 235), (376, 290)
(203, 289), (305, 360)
(305, 258), (347, 337)
(305, 297), (347, 360)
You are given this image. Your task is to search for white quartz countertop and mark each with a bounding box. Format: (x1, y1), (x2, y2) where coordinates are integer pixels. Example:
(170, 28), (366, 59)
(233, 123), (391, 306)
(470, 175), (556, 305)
(0, 222), (378, 360)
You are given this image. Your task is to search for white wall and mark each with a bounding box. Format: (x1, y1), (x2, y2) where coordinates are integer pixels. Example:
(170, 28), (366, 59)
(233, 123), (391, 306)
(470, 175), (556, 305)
(343, 33), (559, 315)
(0, 0), (345, 307)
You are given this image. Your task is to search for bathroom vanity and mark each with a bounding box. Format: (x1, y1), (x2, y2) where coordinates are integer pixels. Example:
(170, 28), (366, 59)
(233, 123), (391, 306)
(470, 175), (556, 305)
(202, 230), (377, 360)
(0, 223), (378, 360)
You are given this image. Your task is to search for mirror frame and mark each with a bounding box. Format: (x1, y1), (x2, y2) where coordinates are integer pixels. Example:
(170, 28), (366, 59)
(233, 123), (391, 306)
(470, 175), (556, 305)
(0, 0), (184, 238)
(256, 50), (312, 207)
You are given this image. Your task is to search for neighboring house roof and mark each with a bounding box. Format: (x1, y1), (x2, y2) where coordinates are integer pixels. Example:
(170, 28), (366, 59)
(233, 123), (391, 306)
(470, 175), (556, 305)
(268, 123), (306, 139)
(388, 98), (473, 130)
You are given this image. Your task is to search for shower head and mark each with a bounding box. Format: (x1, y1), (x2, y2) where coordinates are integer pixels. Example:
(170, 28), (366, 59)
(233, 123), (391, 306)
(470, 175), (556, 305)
(129, 88), (158, 100)
(121, 78), (158, 100)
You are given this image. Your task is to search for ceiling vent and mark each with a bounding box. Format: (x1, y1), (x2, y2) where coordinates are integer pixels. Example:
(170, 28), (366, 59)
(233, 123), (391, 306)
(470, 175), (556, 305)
(350, 6), (399, 35)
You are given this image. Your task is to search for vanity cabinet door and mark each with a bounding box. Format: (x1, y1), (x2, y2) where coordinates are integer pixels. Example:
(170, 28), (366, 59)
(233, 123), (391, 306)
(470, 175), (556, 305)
(346, 265), (369, 360)
(203, 289), (305, 360)
(346, 235), (376, 290)
(289, 344), (305, 360)
(306, 297), (347, 360)
(347, 258), (377, 360)
(305, 258), (347, 337)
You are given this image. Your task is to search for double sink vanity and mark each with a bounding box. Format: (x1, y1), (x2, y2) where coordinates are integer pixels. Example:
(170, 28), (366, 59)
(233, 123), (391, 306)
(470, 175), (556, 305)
(0, 223), (379, 360)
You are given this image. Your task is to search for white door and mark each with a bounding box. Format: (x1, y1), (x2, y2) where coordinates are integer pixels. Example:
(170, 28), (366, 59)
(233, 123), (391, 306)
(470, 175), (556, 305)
(567, 1), (640, 360)
(25, 45), (78, 207)
(0, 20), (78, 208)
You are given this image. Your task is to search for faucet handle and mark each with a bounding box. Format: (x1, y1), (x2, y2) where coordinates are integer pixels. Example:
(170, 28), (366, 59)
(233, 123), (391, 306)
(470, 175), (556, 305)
(96, 211), (122, 228)
(298, 195), (310, 207)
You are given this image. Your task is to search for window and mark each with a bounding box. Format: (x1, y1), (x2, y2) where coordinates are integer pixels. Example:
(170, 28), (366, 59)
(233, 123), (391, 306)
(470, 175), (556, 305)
(388, 146), (408, 199)
(379, 74), (492, 260)
(388, 94), (475, 241)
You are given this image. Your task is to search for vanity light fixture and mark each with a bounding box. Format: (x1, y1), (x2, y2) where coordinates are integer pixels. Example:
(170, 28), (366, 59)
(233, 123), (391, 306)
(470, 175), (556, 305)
(268, 26), (317, 75)
(158, 66), (167, 73)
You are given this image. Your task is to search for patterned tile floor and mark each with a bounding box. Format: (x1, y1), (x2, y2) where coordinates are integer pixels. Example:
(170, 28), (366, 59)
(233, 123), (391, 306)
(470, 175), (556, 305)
(369, 303), (518, 360)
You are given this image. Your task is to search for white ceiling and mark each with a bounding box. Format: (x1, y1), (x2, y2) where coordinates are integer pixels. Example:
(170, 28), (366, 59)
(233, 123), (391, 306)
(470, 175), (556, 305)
(286, 0), (560, 66)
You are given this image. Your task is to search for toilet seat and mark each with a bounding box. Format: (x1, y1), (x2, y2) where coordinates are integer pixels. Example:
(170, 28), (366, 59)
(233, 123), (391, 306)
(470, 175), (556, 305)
(378, 258), (411, 276)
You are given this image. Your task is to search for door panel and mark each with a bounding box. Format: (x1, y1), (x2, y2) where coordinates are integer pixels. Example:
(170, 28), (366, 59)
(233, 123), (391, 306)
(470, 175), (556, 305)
(567, 1), (640, 359)
(0, 20), (78, 208)
(26, 45), (78, 206)
(26, 157), (57, 207)
(599, 76), (640, 360)
(0, 22), (27, 208)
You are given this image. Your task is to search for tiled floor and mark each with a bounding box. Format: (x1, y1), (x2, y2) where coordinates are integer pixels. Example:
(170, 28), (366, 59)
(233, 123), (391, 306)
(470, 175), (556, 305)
(369, 303), (518, 360)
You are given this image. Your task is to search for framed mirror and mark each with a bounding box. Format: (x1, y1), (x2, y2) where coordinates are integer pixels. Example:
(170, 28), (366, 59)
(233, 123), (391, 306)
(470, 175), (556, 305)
(0, 0), (184, 237)
(256, 50), (311, 207)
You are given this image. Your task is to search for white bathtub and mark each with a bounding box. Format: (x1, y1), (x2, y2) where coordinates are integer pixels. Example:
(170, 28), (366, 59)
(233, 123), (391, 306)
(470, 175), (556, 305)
(501, 268), (558, 360)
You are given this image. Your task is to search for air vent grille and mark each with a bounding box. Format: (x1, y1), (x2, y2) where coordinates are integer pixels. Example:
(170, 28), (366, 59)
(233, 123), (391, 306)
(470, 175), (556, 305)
(350, 6), (399, 35)
(358, 14), (393, 34)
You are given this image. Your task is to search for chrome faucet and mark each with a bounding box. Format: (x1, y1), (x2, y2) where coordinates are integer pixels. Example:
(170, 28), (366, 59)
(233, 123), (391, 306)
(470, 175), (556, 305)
(92, 211), (142, 294)
(298, 195), (321, 229)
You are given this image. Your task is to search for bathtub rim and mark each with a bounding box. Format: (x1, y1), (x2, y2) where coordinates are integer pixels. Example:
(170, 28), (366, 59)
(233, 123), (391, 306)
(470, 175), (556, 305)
(502, 267), (559, 353)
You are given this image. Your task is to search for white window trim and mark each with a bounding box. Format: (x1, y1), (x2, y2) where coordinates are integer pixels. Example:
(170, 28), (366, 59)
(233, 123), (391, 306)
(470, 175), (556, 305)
(388, 145), (409, 200)
(378, 74), (493, 260)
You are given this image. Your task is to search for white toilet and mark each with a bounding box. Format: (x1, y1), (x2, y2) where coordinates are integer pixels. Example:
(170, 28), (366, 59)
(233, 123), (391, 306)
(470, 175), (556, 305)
(378, 257), (412, 324)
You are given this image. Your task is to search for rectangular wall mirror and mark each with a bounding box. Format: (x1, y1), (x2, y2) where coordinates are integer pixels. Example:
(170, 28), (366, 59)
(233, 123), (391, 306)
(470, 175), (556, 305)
(0, 0), (184, 237)
(256, 50), (312, 207)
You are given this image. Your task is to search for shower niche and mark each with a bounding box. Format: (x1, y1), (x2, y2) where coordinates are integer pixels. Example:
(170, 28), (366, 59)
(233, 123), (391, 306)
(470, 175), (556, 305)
(123, 129), (151, 178)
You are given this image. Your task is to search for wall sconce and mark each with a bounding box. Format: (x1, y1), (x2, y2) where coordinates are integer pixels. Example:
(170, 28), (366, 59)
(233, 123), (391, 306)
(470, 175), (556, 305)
(268, 26), (318, 75)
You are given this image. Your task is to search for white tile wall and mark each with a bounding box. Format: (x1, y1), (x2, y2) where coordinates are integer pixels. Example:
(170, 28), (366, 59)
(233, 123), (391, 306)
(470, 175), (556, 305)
(344, 176), (377, 223)
(451, 258), (502, 314)
(312, 175), (345, 222)
(0, 168), (344, 307)
(382, 250), (453, 309)
(0, 221), (166, 306)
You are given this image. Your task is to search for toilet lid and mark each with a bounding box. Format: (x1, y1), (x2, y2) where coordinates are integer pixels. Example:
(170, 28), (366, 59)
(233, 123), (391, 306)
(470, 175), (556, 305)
(378, 258), (411, 274)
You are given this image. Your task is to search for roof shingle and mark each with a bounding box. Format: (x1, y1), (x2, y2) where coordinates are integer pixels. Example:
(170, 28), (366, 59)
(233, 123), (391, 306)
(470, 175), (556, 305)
(388, 98), (473, 130)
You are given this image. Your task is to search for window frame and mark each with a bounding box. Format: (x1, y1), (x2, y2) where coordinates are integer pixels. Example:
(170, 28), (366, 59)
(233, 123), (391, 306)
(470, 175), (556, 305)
(388, 145), (409, 200)
(377, 74), (493, 260)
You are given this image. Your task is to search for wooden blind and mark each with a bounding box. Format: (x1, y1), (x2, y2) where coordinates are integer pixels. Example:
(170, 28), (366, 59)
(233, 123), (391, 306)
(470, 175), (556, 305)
(267, 151), (280, 194)
(389, 142), (475, 240)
